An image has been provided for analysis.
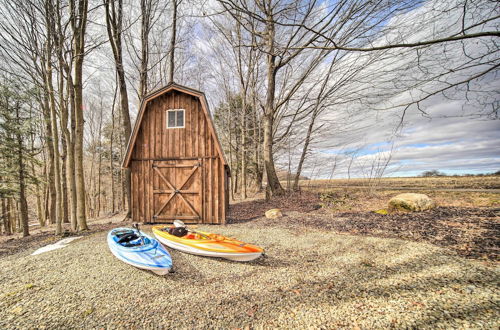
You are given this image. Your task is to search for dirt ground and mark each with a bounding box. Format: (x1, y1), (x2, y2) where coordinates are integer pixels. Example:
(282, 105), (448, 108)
(0, 214), (125, 258)
(1, 213), (499, 328)
(229, 190), (499, 261)
(0, 179), (499, 328)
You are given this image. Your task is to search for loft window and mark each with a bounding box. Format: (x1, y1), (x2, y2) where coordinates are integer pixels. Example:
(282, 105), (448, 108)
(166, 109), (185, 128)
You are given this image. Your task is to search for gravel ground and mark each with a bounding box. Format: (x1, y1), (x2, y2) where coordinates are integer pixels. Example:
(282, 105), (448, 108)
(1, 219), (499, 329)
(230, 193), (500, 261)
(269, 207), (500, 261)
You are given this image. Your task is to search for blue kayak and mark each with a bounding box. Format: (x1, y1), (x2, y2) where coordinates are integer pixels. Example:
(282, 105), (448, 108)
(107, 227), (173, 275)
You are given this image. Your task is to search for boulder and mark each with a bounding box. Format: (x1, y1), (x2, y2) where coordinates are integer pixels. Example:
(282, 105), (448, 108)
(265, 208), (283, 219)
(388, 193), (436, 212)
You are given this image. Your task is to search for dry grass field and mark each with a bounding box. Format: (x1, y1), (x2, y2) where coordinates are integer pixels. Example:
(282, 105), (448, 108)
(289, 176), (500, 212)
(299, 175), (500, 190)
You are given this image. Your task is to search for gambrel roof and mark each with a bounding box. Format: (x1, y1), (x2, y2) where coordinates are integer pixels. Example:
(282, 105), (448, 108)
(122, 82), (227, 168)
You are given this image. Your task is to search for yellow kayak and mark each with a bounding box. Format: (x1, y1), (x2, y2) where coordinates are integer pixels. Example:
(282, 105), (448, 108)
(152, 225), (264, 262)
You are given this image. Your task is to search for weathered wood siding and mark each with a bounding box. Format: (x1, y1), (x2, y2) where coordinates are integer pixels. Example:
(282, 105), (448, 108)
(130, 90), (226, 224)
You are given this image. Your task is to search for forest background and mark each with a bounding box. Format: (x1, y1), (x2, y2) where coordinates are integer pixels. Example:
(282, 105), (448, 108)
(0, 0), (498, 236)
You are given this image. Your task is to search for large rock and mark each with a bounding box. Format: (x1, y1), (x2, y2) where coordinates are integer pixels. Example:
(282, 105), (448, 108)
(388, 193), (436, 212)
(265, 208), (283, 219)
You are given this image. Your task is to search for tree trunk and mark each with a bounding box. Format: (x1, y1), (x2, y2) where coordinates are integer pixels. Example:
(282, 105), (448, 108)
(32, 161), (45, 226)
(65, 72), (78, 231)
(52, 0), (70, 226)
(45, 41), (64, 235)
(16, 201), (20, 233)
(139, 0), (150, 100)
(120, 92), (131, 218)
(2, 198), (11, 235)
(240, 99), (247, 199)
(263, 113), (283, 195)
(43, 166), (50, 225)
(43, 96), (57, 225)
(60, 124), (69, 224)
(168, 0), (177, 83)
(110, 103), (116, 213)
(97, 145), (102, 217)
(8, 198), (15, 233)
(95, 96), (104, 217)
(28, 107), (45, 227)
(15, 104), (29, 237)
(7, 199), (12, 233)
(227, 103), (235, 201)
(233, 169), (239, 196)
(252, 93), (263, 192)
(263, 19), (284, 195)
(119, 126), (126, 211)
(293, 111), (317, 191)
(135, 0), (151, 218)
(56, 0), (78, 231)
(74, 67), (88, 230)
(104, 0), (132, 218)
(85, 190), (92, 219)
(88, 147), (96, 219)
(71, 0), (89, 231)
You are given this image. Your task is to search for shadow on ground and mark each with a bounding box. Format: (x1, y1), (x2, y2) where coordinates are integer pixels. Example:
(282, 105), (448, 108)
(229, 191), (499, 261)
(227, 191), (321, 224)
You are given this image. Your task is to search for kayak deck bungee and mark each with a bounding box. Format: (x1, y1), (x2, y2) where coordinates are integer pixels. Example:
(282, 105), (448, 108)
(152, 225), (264, 262)
(107, 227), (173, 275)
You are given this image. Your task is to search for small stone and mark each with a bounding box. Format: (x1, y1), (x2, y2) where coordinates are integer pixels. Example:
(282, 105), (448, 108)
(265, 208), (283, 219)
(10, 306), (22, 315)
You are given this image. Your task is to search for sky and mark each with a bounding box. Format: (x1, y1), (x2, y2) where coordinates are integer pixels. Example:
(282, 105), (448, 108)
(320, 101), (500, 178)
(388, 102), (499, 176)
(290, 0), (500, 179)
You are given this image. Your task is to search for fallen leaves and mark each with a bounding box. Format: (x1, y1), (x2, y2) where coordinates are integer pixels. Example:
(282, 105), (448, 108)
(280, 206), (499, 261)
(228, 192), (321, 223)
(410, 301), (426, 308)
(243, 304), (259, 318)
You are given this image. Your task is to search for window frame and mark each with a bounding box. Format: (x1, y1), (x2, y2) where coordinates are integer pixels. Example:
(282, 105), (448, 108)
(166, 109), (185, 129)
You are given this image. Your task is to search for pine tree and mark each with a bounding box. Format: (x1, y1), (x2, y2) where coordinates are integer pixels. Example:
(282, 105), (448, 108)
(0, 79), (39, 237)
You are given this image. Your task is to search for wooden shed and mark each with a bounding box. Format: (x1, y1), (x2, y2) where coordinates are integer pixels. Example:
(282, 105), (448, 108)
(122, 83), (229, 224)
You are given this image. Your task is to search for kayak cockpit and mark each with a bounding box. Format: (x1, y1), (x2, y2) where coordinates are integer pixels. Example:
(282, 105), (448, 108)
(111, 229), (152, 248)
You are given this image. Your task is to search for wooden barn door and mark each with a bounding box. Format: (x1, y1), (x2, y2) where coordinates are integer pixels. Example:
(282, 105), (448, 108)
(152, 159), (203, 222)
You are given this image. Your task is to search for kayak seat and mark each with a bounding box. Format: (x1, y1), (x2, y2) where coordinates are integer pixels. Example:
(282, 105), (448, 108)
(117, 233), (139, 244)
(115, 230), (134, 238)
(168, 227), (188, 237)
(129, 238), (142, 245)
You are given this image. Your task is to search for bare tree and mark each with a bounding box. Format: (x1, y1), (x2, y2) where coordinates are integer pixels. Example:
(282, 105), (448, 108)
(44, 0), (64, 234)
(70, 0), (89, 231)
(104, 0), (133, 218)
(168, 0), (180, 83)
(218, 0), (343, 195)
(216, 0), (498, 195)
(0, 0), (66, 233)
